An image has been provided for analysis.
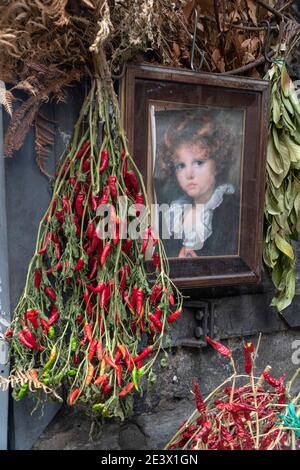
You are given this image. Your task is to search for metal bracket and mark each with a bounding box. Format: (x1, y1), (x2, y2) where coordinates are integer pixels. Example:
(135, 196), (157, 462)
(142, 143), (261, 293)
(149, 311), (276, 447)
(175, 300), (216, 348)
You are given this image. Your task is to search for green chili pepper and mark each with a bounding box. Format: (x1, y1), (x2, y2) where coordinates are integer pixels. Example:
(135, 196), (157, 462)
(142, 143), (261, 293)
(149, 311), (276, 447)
(137, 366), (145, 377)
(48, 326), (55, 339)
(102, 407), (111, 417)
(68, 369), (78, 377)
(17, 383), (28, 400)
(53, 371), (64, 385)
(92, 403), (105, 411)
(132, 367), (140, 392)
(42, 370), (50, 384)
(71, 336), (77, 352)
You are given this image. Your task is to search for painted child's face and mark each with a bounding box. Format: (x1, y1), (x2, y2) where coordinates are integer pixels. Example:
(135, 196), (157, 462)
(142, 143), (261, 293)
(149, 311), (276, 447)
(174, 143), (216, 203)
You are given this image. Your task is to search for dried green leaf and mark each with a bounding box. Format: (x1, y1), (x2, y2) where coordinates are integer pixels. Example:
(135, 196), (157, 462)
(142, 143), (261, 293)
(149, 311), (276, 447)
(274, 234), (294, 260)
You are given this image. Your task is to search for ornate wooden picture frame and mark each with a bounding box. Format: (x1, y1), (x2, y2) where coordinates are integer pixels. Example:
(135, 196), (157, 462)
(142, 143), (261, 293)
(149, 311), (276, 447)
(121, 64), (270, 288)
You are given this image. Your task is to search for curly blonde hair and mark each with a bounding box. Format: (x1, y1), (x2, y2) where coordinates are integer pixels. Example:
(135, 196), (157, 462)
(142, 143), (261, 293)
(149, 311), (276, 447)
(156, 108), (237, 185)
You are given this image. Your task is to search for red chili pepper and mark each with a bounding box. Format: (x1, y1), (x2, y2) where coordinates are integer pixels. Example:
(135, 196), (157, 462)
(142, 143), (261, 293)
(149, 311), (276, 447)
(102, 381), (112, 396)
(37, 232), (52, 255)
(135, 192), (144, 205)
(140, 319), (145, 333)
(44, 286), (56, 302)
(205, 336), (232, 357)
(114, 351), (122, 363)
(88, 256), (98, 280)
(87, 281), (105, 294)
(40, 318), (49, 334)
(25, 309), (39, 329)
(113, 227), (120, 246)
(86, 222), (95, 239)
(100, 285), (110, 310)
(4, 329), (13, 338)
(99, 186), (109, 206)
(94, 373), (109, 386)
(62, 195), (71, 215)
(120, 148), (126, 160)
(86, 234), (100, 256)
(155, 307), (162, 320)
(90, 195), (98, 212)
(149, 227), (158, 247)
(34, 269), (42, 290)
(153, 252), (161, 270)
(100, 242), (112, 266)
(69, 387), (81, 406)
(122, 239), (133, 255)
(99, 149), (109, 173)
(131, 286), (138, 307)
(104, 354), (117, 370)
(149, 313), (163, 331)
(262, 370), (285, 388)
(96, 342), (103, 362)
(168, 292), (175, 306)
(194, 421), (212, 445)
(18, 328), (41, 351)
(82, 157), (90, 173)
(84, 322), (93, 342)
(193, 380), (206, 414)
(75, 192), (85, 218)
(133, 346), (152, 363)
(52, 261), (63, 272)
(54, 241), (61, 260)
(136, 288), (144, 316)
(244, 342), (253, 375)
(69, 176), (77, 187)
(74, 258), (85, 272)
(124, 353), (133, 372)
(108, 176), (118, 200)
(76, 140), (90, 159)
(88, 338), (98, 362)
(56, 210), (65, 224)
(126, 170), (139, 193)
(216, 402), (257, 413)
(119, 382), (135, 397)
(123, 291), (135, 312)
(150, 285), (163, 305)
(116, 364), (123, 387)
(48, 305), (59, 326)
(168, 309), (182, 324)
(73, 215), (81, 236)
(141, 227), (149, 253)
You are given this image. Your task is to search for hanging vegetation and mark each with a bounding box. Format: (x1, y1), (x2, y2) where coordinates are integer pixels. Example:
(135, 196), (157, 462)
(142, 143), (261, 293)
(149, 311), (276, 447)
(264, 59), (300, 311)
(1, 47), (184, 417)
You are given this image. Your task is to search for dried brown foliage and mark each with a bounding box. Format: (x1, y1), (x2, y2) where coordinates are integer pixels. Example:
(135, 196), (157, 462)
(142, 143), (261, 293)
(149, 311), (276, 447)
(0, 0), (298, 168)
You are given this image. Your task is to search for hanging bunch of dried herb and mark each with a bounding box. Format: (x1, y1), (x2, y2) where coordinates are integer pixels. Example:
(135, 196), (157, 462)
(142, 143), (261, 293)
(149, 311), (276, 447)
(0, 45), (184, 417)
(263, 55), (300, 311)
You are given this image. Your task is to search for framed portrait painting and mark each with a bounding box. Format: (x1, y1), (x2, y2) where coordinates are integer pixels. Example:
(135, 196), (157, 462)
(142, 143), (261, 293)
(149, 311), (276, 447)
(121, 64), (270, 287)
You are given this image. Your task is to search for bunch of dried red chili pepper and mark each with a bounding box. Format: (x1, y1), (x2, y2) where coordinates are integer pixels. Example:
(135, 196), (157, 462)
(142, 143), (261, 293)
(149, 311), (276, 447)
(165, 337), (300, 451)
(3, 72), (183, 418)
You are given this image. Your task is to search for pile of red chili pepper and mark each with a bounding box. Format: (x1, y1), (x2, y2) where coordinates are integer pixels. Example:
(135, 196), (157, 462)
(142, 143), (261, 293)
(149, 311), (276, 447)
(165, 336), (300, 450)
(3, 77), (183, 418)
